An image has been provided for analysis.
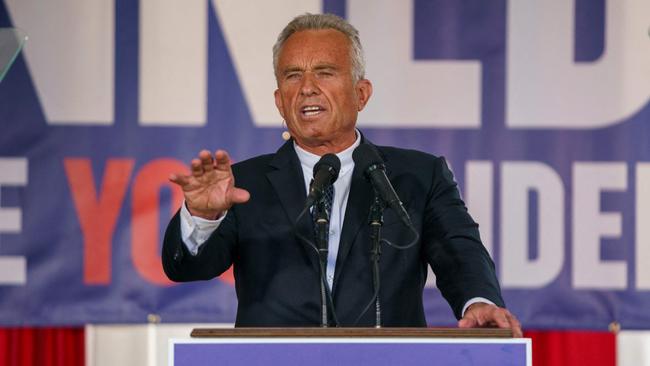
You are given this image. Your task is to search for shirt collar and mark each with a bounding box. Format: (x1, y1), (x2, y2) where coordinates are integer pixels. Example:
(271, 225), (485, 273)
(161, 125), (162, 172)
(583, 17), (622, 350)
(294, 130), (361, 176)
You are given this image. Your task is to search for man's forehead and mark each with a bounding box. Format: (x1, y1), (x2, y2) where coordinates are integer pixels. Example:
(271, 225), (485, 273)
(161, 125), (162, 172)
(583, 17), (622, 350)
(278, 29), (351, 64)
(282, 29), (350, 52)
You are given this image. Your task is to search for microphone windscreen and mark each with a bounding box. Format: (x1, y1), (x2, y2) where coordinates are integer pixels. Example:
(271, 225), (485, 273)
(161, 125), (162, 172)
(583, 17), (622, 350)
(313, 153), (341, 182)
(352, 144), (384, 172)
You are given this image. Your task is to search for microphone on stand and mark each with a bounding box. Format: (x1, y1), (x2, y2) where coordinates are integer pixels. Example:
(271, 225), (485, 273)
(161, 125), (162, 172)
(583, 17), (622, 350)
(304, 154), (340, 209)
(352, 144), (413, 228)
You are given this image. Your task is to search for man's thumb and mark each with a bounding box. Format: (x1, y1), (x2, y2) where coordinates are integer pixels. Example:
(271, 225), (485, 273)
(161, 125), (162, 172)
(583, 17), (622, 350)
(458, 317), (477, 328)
(230, 188), (251, 204)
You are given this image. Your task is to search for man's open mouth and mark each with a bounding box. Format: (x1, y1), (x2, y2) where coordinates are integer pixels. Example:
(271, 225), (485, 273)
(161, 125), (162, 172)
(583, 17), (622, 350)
(301, 105), (325, 116)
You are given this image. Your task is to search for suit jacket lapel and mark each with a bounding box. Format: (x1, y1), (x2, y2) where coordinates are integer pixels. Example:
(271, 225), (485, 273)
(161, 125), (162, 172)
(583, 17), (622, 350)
(266, 140), (318, 269)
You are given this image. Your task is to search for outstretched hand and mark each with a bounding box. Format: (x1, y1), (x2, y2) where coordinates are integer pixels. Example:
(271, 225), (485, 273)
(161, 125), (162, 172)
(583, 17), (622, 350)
(458, 303), (523, 338)
(169, 149), (250, 220)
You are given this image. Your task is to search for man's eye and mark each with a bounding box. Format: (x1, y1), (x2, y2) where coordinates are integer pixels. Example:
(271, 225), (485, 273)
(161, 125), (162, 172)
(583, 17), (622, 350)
(286, 73), (301, 80)
(318, 71), (333, 77)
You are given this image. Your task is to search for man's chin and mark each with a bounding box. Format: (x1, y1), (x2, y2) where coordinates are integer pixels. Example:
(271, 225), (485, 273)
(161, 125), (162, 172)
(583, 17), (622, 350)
(294, 135), (324, 147)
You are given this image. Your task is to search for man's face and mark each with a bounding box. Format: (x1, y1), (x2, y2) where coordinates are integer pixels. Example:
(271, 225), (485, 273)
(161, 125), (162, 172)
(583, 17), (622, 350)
(274, 29), (372, 153)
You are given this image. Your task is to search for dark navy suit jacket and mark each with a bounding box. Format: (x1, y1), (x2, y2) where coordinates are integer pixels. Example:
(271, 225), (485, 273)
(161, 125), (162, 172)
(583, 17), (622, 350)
(162, 138), (504, 326)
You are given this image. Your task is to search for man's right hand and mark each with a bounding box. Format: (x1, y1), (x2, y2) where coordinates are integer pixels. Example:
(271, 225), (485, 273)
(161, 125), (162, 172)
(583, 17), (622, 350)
(169, 149), (250, 220)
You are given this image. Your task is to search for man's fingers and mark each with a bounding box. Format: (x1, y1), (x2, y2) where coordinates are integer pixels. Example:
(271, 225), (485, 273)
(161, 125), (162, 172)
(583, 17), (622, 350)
(214, 150), (233, 172)
(169, 173), (191, 187)
(190, 158), (204, 177)
(490, 309), (511, 328)
(488, 308), (523, 338)
(505, 312), (523, 337)
(198, 150), (214, 172)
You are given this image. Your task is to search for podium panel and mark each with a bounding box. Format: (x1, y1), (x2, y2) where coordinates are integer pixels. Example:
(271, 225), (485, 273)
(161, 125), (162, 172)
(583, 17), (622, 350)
(170, 328), (531, 366)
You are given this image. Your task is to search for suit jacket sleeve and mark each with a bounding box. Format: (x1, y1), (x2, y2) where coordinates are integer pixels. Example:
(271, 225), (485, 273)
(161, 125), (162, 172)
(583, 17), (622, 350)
(162, 207), (238, 282)
(421, 157), (505, 319)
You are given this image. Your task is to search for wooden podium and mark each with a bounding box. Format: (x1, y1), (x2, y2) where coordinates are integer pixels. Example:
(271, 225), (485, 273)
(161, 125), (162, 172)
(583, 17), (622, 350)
(170, 328), (531, 366)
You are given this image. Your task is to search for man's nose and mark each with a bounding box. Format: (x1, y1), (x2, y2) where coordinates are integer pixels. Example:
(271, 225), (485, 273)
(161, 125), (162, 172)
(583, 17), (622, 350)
(300, 73), (320, 96)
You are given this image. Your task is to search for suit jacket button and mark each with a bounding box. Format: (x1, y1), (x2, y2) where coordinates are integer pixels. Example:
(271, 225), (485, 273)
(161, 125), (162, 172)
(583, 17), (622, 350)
(173, 250), (183, 262)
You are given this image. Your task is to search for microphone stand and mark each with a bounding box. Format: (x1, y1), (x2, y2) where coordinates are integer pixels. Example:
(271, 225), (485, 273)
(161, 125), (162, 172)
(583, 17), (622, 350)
(368, 195), (384, 328)
(314, 198), (330, 327)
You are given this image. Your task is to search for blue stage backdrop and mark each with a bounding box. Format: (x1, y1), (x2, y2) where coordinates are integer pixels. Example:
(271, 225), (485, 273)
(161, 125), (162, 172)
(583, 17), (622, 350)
(1, 0), (649, 329)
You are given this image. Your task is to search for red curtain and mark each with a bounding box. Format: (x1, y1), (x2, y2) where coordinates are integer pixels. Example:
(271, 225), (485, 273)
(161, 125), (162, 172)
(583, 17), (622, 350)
(0, 328), (84, 366)
(525, 330), (616, 366)
(0, 328), (615, 366)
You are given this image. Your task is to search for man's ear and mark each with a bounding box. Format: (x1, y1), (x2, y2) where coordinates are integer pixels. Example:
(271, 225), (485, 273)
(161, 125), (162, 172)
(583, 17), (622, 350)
(356, 79), (373, 111)
(274, 89), (285, 119)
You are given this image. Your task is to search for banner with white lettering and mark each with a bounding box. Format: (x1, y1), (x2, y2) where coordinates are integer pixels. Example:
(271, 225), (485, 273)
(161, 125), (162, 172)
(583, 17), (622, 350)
(1, 0), (649, 328)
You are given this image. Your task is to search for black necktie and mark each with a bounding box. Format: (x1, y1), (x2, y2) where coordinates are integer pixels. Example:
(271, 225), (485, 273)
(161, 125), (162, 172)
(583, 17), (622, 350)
(312, 184), (334, 240)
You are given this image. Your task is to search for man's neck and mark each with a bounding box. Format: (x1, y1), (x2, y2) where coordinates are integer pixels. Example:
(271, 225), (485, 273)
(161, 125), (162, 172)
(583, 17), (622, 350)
(294, 132), (357, 156)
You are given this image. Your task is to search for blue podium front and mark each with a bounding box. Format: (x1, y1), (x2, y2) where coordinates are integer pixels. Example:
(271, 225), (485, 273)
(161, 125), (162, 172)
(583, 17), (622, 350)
(170, 337), (531, 366)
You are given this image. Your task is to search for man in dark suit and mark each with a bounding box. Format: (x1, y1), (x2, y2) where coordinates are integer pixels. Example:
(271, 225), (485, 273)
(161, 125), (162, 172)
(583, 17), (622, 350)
(163, 13), (521, 335)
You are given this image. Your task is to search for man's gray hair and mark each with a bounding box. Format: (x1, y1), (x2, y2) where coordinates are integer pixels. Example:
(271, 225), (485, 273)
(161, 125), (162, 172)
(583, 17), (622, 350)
(273, 13), (366, 82)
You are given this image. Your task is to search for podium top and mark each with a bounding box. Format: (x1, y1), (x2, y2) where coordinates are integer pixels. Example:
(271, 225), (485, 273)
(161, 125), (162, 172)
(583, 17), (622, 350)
(191, 327), (513, 338)
(0, 28), (28, 83)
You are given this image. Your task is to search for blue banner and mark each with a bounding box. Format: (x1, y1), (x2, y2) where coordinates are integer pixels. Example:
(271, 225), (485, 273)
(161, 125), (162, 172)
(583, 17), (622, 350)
(1, 0), (649, 329)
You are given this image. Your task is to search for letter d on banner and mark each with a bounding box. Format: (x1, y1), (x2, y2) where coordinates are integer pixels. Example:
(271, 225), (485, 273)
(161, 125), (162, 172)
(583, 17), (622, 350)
(501, 162), (564, 288)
